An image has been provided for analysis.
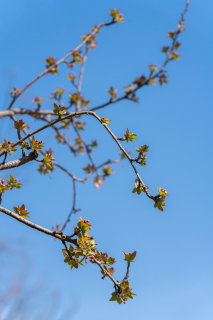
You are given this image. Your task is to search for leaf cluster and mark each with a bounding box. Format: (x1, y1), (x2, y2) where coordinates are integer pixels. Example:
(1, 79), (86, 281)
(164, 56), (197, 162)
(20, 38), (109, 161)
(13, 204), (29, 218)
(0, 139), (17, 156)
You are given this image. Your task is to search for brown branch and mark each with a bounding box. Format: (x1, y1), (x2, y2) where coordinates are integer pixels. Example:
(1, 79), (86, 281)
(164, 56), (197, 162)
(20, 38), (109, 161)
(89, 2), (190, 113)
(0, 151), (38, 171)
(53, 161), (92, 183)
(61, 179), (78, 231)
(91, 255), (121, 289)
(31, 115), (76, 154)
(119, 261), (130, 284)
(7, 21), (115, 111)
(0, 206), (77, 244)
(0, 110), (156, 200)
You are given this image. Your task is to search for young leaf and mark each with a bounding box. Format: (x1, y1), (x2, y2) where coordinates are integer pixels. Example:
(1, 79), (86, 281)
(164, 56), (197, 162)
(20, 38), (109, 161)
(109, 9), (124, 22)
(13, 204), (29, 218)
(124, 128), (137, 143)
(32, 96), (44, 104)
(100, 115), (111, 126)
(107, 87), (117, 100)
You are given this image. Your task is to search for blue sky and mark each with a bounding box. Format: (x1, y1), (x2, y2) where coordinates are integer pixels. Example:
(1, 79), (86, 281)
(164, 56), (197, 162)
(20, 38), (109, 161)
(1, 0), (213, 319)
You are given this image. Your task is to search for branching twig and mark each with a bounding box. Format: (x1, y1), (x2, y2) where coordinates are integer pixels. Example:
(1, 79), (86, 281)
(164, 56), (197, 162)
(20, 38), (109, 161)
(0, 206), (77, 244)
(0, 110), (156, 200)
(7, 21), (115, 111)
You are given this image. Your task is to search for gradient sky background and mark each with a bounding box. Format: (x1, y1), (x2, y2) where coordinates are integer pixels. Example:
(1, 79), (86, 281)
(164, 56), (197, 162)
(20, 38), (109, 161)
(1, 0), (213, 319)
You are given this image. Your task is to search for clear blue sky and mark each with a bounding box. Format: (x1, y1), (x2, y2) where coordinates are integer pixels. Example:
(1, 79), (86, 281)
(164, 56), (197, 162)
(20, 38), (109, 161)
(1, 0), (213, 319)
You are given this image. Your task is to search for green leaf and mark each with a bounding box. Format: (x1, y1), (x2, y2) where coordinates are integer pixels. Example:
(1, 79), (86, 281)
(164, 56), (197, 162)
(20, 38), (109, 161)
(72, 51), (83, 63)
(135, 145), (149, 153)
(159, 74), (168, 86)
(43, 151), (55, 168)
(162, 46), (169, 53)
(167, 31), (176, 38)
(148, 77), (156, 85)
(103, 166), (114, 176)
(122, 251), (137, 262)
(29, 136), (44, 151)
(124, 128), (137, 143)
(13, 204), (29, 218)
(32, 96), (44, 104)
(14, 119), (27, 131)
(44, 56), (58, 74)
(171, 51), (180, 60)
(107, 87), (117, 100)
(133, 75), (146, 86)
(109, 9), (124, 22)
(157, 186), (169, 197)
(100, 114), (111, 126)
(0, 139), (17, 156)
(6, 176), (22, 189)
(53, 103), (67, 115)
(149, 64), (157, 72)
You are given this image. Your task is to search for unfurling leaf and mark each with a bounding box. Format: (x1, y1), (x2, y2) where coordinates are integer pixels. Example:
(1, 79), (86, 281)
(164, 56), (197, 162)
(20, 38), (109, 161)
(122, 251), (137, 262)
(107, 87), (117, 100)
(132, 179), (147, 195)
(0, 139), (17, 156)
(100, 114), (111, 126)
(171, 51), (180, 60)
(72, 51), (83, 63)
(148, 77), (156, 85)
(53, 103), (67, 116)
(167, 31), (176, 38)
(124, 84), (134, 94)
(14, 119), (28, 131)
(81, 33), (97, 48)
(38, 163), (54, 175)
(135, 145), (149, 153)
(43, 151), (55, 168)
(32, 96), (44, 104)
(133, 75), (146, 86)
(110, 9), (124, 22)
(154, 186), (169, 211)
(13, 204), (29, 218)
(44, 56), (58, 74)
(92, 177), (105, 189)
(6, 176), (22, 189)
(162, 46), (169, 53)
(157, 186), (169, 197)
(124, 128), (137, 143)
(29, 136), (44, 151)
(103, 166), (114, 176)
(91, 140), (97, 148)
(0, 179), (11, 193)
(83, 164), (95, 173)
(66, 72), (77, 81)
(149, 64), (157, 72)
(159, 74), (168, 86)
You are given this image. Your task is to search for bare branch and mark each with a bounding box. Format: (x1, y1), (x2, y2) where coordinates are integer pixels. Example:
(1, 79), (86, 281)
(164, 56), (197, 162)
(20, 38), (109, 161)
(0, 151), (38, 171)
(0, 206), (77, 244)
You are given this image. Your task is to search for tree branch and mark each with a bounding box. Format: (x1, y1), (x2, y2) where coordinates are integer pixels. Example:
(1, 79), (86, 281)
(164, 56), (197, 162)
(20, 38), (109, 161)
(0, 206), (77, 244)
(0, 151), (38, 171)
(7, 21), (115, 111)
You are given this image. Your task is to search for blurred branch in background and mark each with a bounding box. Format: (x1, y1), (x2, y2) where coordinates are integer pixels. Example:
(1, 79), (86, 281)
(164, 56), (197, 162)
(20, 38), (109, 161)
(0, 240), (79, 320)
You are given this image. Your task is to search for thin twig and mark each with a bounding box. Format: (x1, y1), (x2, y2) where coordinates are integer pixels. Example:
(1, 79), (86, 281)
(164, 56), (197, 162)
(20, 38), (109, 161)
(7, 21), (115, 111)
(76, 46), (90, 111)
